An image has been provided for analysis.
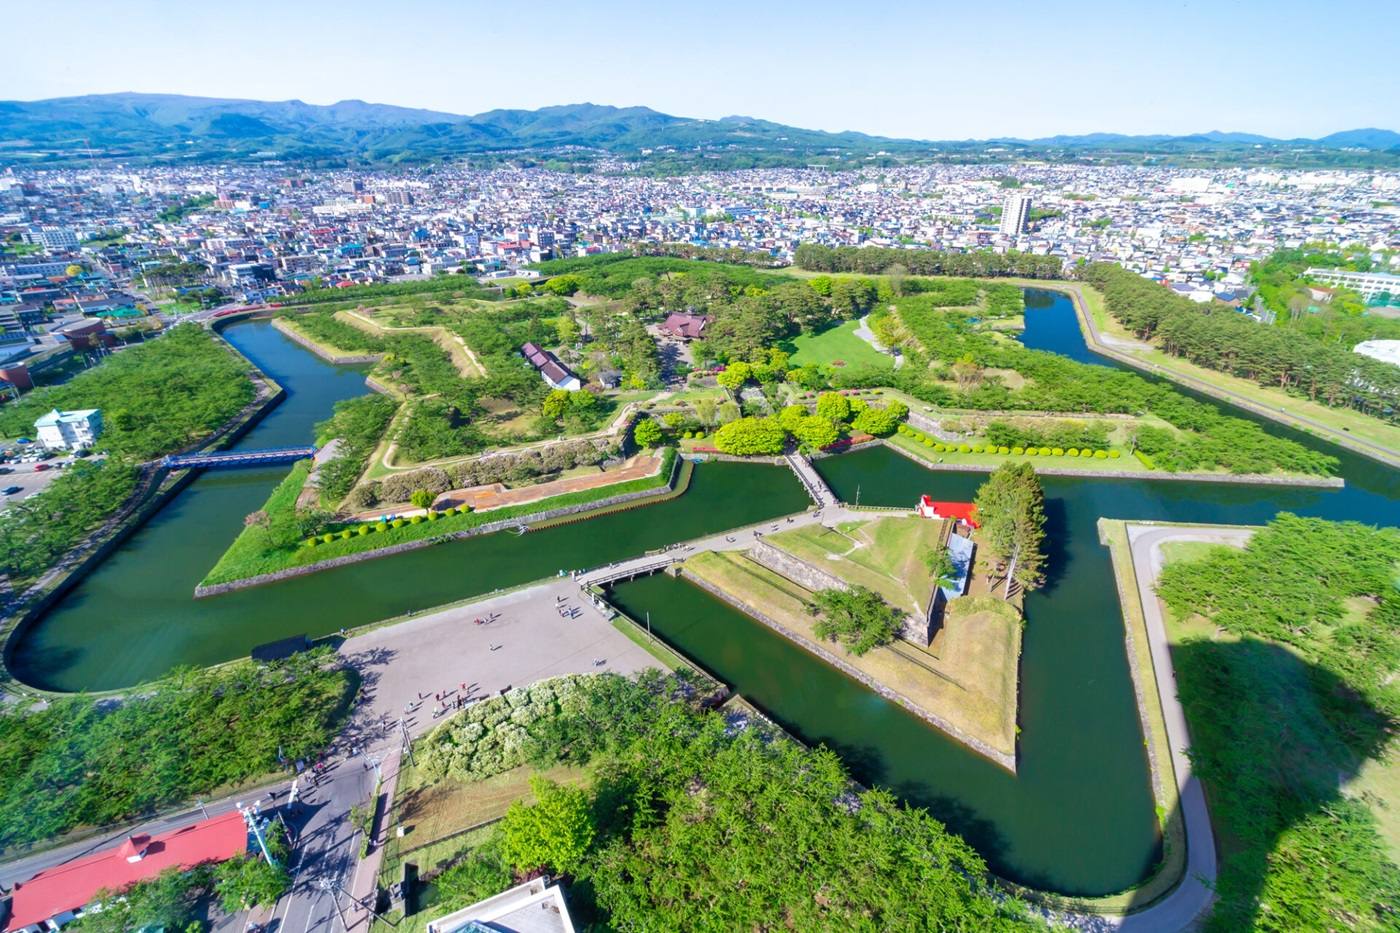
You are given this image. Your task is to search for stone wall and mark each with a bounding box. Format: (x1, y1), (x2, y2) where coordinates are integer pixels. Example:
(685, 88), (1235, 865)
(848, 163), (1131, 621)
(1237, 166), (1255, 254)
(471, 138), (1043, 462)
(680, 569), (1016, 773)
(747, 540), (846, 593)
(193, 455), (685, 598)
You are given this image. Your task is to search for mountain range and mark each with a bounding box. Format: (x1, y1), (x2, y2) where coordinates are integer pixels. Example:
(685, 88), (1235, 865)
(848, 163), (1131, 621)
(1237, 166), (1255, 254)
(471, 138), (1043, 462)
(1, 93), (1397, 165)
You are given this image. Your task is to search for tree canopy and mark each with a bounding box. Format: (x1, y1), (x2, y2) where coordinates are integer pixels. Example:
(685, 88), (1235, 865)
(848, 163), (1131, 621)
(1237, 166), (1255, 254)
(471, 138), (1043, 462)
(974, 462), (1046, 596)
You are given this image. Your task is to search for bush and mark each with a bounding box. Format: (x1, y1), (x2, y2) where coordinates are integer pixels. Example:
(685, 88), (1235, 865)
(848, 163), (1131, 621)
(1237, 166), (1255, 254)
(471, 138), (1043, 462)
(306, 537), (319, 547)
(995, 446), (1008, 455)
(924, 439), (935, 448)
(410, 514), (424, 524)
(340, 529), (353, 540)
(1094, 449), (1108, 459)
(1051, 448), (1065, 456)
(376, 521), (389, 531)
(358, 525), (372, 536)
(1038, 447), (1052, 456)
(321, 533), (336, 543)
(391, 518), (405, 528)
(1026, 448), (1038, 456)
(1109, 449), (1121, 459)
(970, 445), (984, 454)
(1012, 446), (1025, 455)
(958, 444), (972, 453)
(427, 510), (440, 521)
(1066, 448), (1079, 457)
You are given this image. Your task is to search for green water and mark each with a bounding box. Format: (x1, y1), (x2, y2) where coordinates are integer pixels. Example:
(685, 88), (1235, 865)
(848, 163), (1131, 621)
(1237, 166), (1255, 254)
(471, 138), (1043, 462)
(13, 293), (1400, 897)
(8, 321), (809, 692)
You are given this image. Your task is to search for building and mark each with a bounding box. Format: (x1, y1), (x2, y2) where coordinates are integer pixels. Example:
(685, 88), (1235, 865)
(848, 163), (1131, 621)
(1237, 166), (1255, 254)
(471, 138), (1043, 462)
(1354, 339), (1400, 368)
(520, 342), (582, 391)
(658, 312), (713, 341)
(0, 812), (248, 933)
(36, 227), (79, 252)
(34, 409), (102, 451)
(1304, 268), (1400, 302)
(999, 193), (1032, 237)
(914, 495), (980, 528)
(54, 319), (116, 351)
(426, 878), (576, 933)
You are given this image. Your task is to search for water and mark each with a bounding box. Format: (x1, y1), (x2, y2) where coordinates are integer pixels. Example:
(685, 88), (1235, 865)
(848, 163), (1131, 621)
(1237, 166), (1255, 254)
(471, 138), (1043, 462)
(12, 293), (1400, 896)
(9, 321), (809, 692)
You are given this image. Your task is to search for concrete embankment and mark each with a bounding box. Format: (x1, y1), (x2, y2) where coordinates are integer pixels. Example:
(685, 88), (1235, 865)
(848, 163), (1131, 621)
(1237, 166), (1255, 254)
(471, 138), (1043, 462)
(192, 455), (687, 598)
(269, 316), (383, 365)
(881, 439), (1345, 488)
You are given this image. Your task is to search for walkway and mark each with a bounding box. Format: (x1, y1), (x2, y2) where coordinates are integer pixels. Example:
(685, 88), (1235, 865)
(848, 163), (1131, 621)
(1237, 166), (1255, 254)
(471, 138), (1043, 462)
(1112, 523), (1251, 931)
(1064, 281), (1400, 469)
(784, 451), (836, 507)
(854, 314), (903, 368)
(162, 446), (315, 470)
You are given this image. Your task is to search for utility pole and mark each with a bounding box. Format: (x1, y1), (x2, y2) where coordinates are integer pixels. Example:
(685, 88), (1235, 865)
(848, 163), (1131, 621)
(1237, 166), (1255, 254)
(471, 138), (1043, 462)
(317, 877), (350, 933)
(195, 799), (209, 819)
(398, 718), (415, 766)
(646, 610), (651, 641)
(237, 801), (277, 867)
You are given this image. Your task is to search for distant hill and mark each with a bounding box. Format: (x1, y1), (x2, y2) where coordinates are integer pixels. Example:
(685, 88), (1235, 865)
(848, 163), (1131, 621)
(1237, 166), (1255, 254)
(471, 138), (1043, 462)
(0, 92), (1394, 165)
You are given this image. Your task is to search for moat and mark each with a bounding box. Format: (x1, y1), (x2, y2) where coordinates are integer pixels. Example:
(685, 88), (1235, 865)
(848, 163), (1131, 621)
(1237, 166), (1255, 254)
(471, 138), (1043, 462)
(10, 290), (1400, 896)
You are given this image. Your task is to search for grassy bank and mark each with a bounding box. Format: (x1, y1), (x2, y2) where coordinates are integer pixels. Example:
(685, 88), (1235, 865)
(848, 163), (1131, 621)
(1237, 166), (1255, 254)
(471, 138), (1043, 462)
(683, 549), (1020, 759)
(199, 449), (678, 587)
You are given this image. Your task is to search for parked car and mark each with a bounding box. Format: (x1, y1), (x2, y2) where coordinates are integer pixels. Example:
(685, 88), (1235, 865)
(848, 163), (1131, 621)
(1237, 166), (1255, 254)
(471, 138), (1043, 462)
(2, 486), (22, 496)
(33, 463), (51, 472)
(0, 467), (11, 474)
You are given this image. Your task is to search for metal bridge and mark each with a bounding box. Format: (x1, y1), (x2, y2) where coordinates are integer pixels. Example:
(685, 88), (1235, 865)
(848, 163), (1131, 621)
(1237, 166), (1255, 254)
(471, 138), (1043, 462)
(162, 446), (316, 470)
(579, 554), (682, 587)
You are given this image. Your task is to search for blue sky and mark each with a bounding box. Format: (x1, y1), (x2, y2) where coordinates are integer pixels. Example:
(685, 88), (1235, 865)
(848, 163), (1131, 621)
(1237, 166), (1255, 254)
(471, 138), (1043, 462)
(6, 0), (1397, 138)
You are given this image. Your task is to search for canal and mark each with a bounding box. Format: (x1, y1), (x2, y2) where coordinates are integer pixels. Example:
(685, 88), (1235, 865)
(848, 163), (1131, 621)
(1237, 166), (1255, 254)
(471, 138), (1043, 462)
(11, 291), (1400, 897)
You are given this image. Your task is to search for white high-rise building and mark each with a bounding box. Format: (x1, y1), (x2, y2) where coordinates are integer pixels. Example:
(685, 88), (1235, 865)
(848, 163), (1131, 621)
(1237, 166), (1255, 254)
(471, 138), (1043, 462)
(999, 193), (1032, 236)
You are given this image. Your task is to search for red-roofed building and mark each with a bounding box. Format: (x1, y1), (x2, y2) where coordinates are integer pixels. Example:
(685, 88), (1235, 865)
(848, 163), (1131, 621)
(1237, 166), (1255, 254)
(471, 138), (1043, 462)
(914, 495), (979, 528)
(658, 312), (712, 341)
(1, 812), (248, 933)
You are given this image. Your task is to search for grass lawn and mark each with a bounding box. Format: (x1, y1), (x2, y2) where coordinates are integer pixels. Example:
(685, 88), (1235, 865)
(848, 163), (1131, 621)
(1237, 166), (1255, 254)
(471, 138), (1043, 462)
(199, 450), (678, 586)
(764, 515), (943, 618)
(886, 430), (1145, 474)
(783, 319), (893, 370)
(683, 550), (1020, 758)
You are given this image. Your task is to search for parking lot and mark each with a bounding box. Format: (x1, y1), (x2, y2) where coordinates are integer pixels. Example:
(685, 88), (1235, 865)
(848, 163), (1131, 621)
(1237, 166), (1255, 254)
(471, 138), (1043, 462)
(0, 455), (88, 508)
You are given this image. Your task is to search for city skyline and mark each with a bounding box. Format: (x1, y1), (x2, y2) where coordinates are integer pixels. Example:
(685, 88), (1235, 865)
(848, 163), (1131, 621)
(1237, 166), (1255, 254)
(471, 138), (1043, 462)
(6, 0), (1397, 141)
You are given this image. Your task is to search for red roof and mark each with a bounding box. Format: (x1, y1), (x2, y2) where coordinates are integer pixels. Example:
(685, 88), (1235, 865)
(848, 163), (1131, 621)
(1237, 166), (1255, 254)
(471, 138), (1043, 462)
(920, 496), (979, 527)
(4, 812), (247, 931)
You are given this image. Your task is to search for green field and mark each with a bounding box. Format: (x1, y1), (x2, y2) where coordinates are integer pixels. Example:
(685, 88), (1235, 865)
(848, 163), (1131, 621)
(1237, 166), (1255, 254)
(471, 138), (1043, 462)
(764, 515), (943, 617)
(783, 319), (893, 370)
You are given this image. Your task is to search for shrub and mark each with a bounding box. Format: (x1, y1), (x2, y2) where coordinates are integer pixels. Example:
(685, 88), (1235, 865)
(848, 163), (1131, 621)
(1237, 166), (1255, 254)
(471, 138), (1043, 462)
(427, 511), (440, 521)
(1095, 449), (1109, 459)
(376, 522), (389, 532)
(924, 439), (935, 448)
(958, 444), (972, 453)
(970, 444), (984, 454)
(358, 525), (372, 536)
(1038, 447), (1052, 456)
(1026, 448), (1038, 456)
(306, 537), (319, 547)
(340, 529), (353, 540)
(391, 518), (405, 528)
(321, 533), (336, 543)
(1052, 448), (1065, 456)
(1012, 446), (1025, 455)
(1066, 448), (1079, 457)
(1109, 449), (1121, 459)
(410, 515), (424, 524)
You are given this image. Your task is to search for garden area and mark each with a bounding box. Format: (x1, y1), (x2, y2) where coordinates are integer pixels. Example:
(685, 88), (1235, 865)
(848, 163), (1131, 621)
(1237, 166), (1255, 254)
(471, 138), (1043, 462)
(382, 669), (1034, 930)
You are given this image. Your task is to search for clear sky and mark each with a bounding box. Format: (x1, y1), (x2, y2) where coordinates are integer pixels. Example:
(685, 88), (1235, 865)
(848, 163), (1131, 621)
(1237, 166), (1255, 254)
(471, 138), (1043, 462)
(6, 0), (1397, 139)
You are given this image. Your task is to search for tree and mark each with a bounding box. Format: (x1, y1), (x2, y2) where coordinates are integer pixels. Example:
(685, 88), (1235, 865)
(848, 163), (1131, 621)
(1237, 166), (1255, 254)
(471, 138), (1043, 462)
(693, 397), (718, 427)
(808, 586), (904, 655)
(716, 361), (753, 395)
(410, 489), (435, 509)
(633, 417), (664, 449)
(952, 354), (983, 392)
(850, 401), (907, 437)
(791, 415), (839, 451)
(712, 416), (787, 456)
(215, 853), (290, 913)
(815, 391), (851, 422)
(716, 400), (742, 425)
(922, 547), (959, 590)
(973, 463), (1046, 598)
(501, 776), (595, 875)
(777, 404), (807, 434)
(243, 509), (271, 547)
(76, 868), (208, 933)
(541, 389), (572, 420)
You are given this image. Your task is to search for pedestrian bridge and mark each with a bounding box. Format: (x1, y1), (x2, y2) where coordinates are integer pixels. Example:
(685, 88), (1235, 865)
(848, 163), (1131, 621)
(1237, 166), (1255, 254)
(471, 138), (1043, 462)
(162, 446), (316, 470)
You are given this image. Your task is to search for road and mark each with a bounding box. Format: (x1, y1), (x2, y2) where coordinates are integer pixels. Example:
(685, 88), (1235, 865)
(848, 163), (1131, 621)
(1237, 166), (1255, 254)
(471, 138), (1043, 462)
(1112, 523), (1252, 932)
(1063, 281), (1400, 469)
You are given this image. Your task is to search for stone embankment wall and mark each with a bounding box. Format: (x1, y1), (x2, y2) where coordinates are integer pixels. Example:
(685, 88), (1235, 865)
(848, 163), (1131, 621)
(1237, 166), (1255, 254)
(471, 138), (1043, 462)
(680, 569), (1016, 773)
(747, 540), (846, 593)
(193, 457), (684, 598)
(270, 317), (383, 364)
(881, 440), (1345, 488)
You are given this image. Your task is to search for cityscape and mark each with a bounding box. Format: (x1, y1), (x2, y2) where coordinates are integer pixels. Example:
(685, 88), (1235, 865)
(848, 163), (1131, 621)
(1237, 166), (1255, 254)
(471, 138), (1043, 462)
(1, 2), (1399, 932)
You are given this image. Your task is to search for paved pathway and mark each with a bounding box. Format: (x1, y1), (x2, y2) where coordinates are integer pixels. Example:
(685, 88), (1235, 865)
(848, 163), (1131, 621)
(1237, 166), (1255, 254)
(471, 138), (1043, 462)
(854, 314), (903, 368)
(1064, 281), (1400, 469)
(783, 452), (836, 508)
(1112, 523), (1252, 931)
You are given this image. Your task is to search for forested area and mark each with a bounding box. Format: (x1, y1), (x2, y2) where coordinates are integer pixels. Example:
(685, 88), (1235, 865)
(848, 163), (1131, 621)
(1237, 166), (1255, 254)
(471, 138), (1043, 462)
(0, 652), (353, 850)
(418, 671), (1035, 930)
(0, 325), (256, 460)
(1084, 263), (1400, 422)
(0, 459), (140, 586)
(794, 242), (1064, 279)
(288, 272), (496, 306)
(313, 394), (398, 504)
(870, 292), (1337, 475)
(1156, 515), (1400, 931)
(974, 462), (1046, 595)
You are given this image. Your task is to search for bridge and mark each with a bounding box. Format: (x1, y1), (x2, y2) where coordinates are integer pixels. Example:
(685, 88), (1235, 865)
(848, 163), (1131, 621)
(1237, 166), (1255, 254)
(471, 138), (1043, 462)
(578, 554), (684, 588)
(162, 446), (316, 470)
(784, 452), (836, 508)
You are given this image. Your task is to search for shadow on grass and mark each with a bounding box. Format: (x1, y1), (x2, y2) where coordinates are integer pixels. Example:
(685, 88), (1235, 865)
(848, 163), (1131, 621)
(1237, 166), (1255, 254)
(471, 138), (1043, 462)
(1123, 637), (1397, 930)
